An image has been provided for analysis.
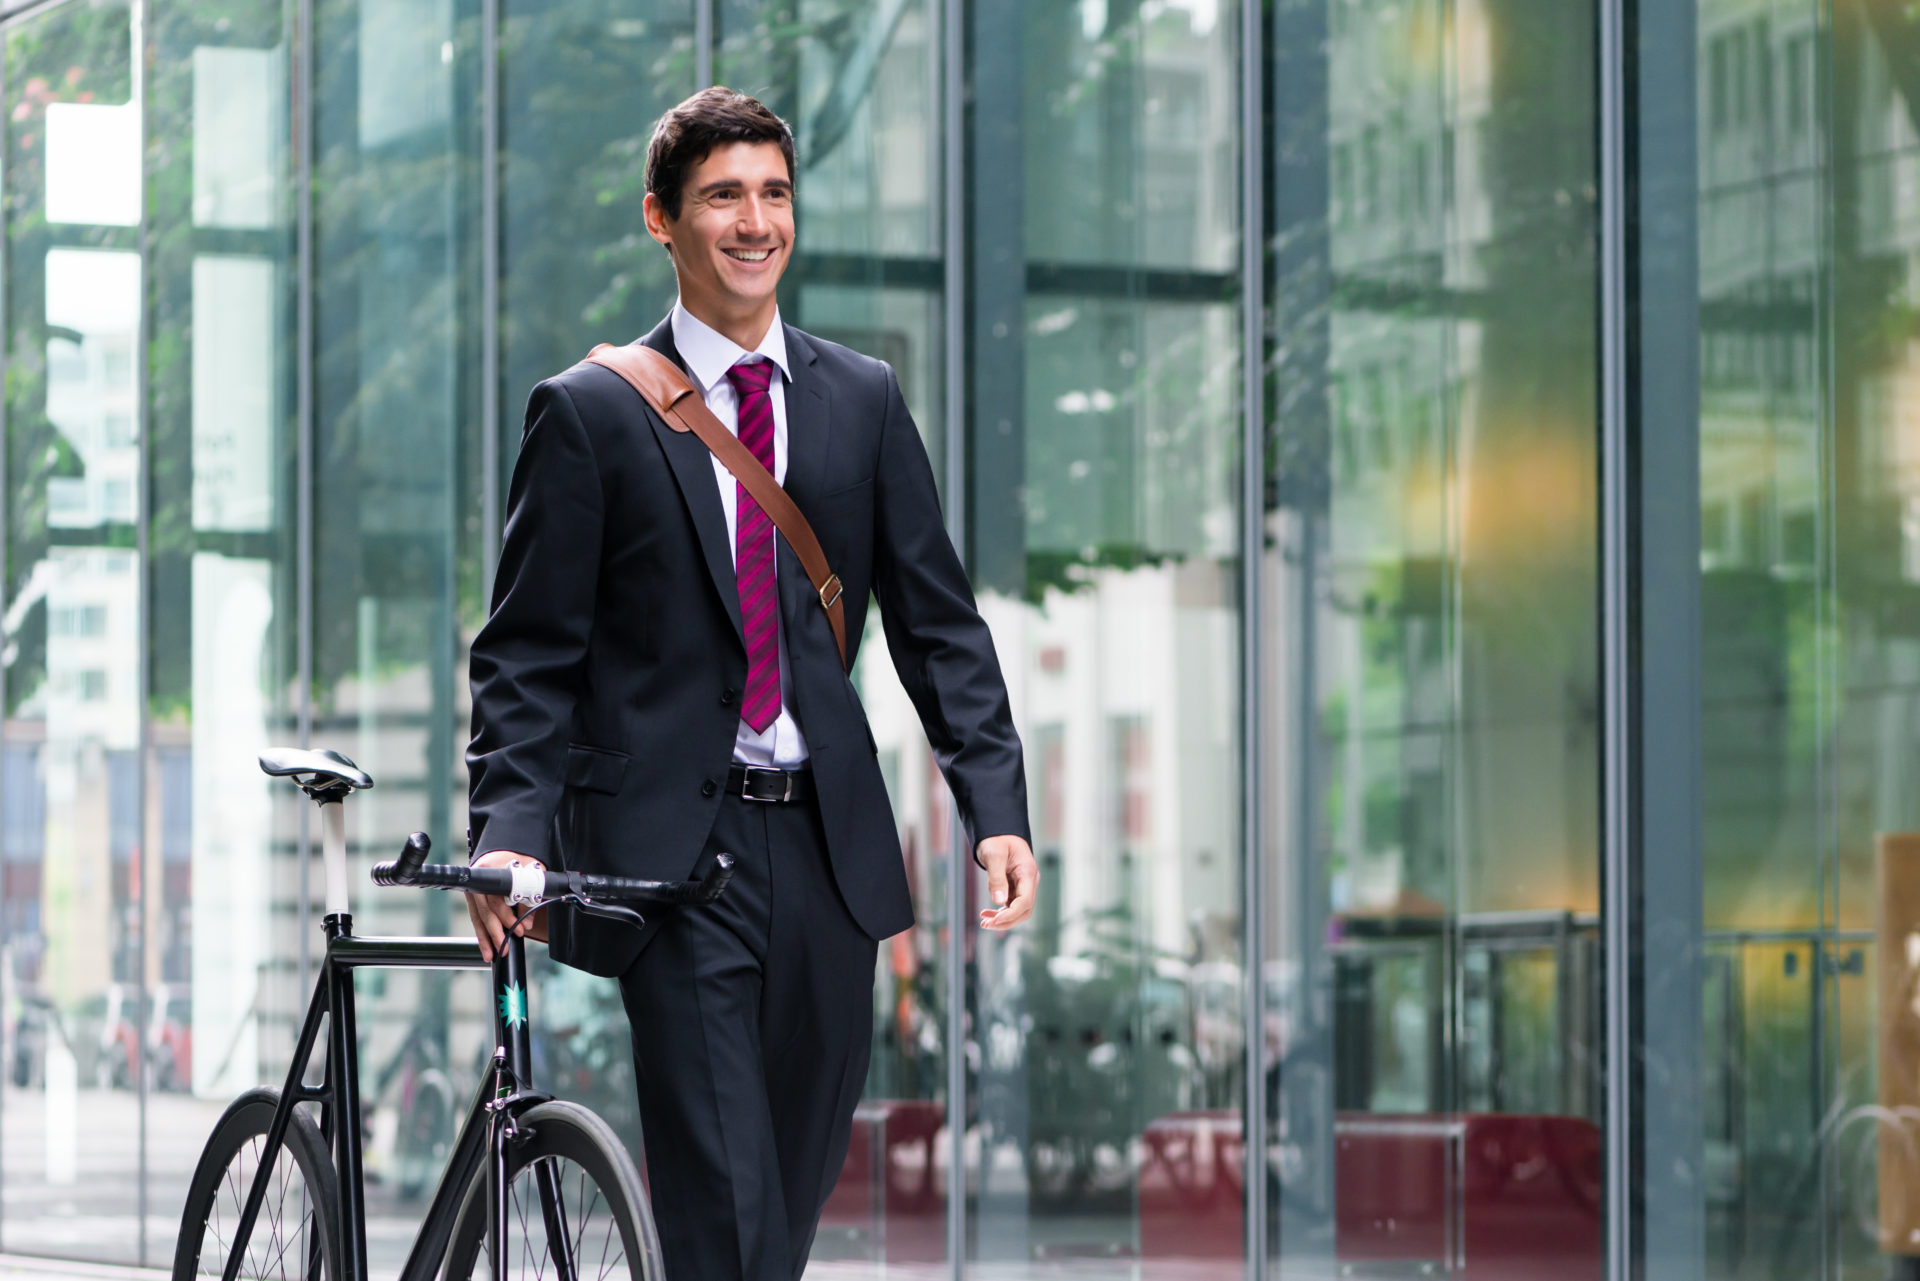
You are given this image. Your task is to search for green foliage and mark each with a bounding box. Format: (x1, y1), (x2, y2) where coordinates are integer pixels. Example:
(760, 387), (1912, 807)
(3, 1), (137, 717)
(1022, 541), (1171, 607)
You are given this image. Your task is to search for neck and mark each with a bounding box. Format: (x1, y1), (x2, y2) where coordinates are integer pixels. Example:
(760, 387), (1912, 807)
(680, 294), (777, 352)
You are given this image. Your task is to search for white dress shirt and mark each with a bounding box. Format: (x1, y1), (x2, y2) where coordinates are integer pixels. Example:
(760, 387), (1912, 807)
(669, 302), (809, 768)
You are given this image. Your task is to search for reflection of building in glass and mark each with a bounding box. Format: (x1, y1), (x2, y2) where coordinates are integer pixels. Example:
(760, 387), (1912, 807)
(1, 0), (1916, 1276)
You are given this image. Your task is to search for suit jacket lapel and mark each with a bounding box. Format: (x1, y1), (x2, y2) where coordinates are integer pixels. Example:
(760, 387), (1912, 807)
(776, 324), (833, 650)
(637, 319), (745, 649)
(779, 324), (831, 510)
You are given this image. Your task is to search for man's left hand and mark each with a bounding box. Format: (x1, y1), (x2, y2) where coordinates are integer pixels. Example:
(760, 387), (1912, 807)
(977, 834), (1040, 931)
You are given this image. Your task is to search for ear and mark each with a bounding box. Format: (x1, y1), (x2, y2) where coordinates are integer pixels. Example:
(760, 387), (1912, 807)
(642, 192), (673, 253)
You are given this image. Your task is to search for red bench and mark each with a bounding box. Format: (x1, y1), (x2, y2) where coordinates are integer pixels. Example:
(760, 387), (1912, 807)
(1140, 1110), (1602, 1279)
(816, 1103), (1602, 1279)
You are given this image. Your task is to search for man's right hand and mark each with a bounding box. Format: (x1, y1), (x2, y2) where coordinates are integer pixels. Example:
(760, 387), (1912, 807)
(467, 850), (545, 962)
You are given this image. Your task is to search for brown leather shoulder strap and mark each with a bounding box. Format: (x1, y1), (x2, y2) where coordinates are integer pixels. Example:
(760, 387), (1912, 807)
(583, 342), (848, 670)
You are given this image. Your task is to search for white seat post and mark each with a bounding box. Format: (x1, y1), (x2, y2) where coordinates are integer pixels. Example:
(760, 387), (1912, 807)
(255, 747), (374, 919)
(319, 796), (351, 918)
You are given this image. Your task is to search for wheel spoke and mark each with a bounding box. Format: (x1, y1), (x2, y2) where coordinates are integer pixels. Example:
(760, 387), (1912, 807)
(262, 1164), (304, 1281)
(594, 1209), (618, 1281)
(567, 1167), (589, 1269)
(187, 1117), (326, 1281)
(455, 1122), (641, 1281)
(564, 1167), (591, 1278)
(264, 1151), (289, 1278)
(244, 1138), (271, 1279)
(514, 1175), (537, 1281)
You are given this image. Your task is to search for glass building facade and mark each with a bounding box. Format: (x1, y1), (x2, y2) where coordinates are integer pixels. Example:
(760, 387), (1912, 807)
(0, 0), (1916, 1277)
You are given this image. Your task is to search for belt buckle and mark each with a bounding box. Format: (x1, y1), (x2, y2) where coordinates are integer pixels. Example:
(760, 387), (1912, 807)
(740, 765), (791, 803)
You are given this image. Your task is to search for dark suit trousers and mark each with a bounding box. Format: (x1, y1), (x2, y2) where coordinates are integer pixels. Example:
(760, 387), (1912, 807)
(619, 788), (879, 1281)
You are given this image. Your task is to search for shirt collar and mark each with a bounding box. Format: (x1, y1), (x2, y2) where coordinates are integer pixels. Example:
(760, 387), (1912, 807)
(670, 301), (791, 394)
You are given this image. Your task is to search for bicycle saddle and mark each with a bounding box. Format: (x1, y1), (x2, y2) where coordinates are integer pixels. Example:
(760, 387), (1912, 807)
(257, 747), (374, 795)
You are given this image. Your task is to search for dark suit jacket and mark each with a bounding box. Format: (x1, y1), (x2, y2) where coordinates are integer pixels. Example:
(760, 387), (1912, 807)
(467, 316), (1030, 977)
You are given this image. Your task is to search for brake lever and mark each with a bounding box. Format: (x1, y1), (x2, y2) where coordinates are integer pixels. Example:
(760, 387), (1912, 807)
(567, 896), (647, 931)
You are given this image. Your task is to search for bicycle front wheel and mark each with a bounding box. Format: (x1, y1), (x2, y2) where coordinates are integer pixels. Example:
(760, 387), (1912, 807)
(443, 1100), (663, 1281)
(172, 1086), (342, 1281)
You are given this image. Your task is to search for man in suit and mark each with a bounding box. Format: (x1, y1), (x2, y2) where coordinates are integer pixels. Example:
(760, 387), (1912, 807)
(463, 87), (1038, 1280)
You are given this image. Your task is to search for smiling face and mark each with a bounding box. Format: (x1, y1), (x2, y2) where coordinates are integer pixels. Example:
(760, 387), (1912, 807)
(644, 140), (794, 350)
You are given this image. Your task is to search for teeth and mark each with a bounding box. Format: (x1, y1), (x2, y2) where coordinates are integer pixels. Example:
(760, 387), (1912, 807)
(727, 249), (771, 262)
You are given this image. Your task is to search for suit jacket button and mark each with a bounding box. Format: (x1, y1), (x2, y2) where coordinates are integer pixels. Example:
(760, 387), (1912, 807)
(720, 688), (737, 707)
(701, 779), (718, 797)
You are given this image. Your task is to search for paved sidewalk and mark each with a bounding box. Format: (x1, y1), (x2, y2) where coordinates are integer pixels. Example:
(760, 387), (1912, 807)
(0, 1251), (1266, 1281)
(0, 1257), (164, 1281)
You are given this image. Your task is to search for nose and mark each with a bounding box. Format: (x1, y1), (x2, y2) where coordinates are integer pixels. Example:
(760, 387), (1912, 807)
(736, 194), (773, 238)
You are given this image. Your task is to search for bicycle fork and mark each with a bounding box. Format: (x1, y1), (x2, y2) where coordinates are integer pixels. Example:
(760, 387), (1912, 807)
(484, 932), (579, 1281)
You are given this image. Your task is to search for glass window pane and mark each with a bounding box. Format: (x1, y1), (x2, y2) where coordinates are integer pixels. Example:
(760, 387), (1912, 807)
(966, 3), (1245, 1275)
(143, 0), (300, 1257)
(1833, 3), (1920, 1270)
(2, 0), (142, 1258)
(313, 0), (488, 1263)
(1697, 0), (1826, 1265)
(499, 0), (697, 449)
(1706, 2), (1920, 1276)
(1264, 0), (1605, 1275)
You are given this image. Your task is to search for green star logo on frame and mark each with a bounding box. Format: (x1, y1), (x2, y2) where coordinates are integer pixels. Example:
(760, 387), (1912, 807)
(498, 983), (527, 1030)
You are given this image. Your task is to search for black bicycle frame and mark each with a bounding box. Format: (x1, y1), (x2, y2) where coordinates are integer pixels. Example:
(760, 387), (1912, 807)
(220, 911), (553, 1281)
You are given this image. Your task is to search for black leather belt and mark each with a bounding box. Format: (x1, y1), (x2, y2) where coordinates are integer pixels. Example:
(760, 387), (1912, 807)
(727, 763), (813, 803)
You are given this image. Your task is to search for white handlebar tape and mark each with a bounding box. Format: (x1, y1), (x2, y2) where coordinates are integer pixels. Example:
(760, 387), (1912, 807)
(508, 862), (544, 907)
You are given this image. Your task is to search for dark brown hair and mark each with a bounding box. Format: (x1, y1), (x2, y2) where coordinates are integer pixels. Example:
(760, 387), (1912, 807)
(645, 87), (796, 222)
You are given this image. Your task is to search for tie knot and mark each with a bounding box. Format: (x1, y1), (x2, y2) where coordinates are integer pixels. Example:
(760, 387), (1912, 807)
(725, 360), (776, 397)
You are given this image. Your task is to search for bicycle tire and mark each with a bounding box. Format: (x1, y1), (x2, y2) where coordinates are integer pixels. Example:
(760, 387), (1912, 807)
(172, 1086), (343, 1281)
(443, 1100), (664, 1281)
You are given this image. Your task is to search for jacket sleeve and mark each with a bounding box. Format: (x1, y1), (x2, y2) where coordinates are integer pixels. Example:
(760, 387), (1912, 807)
(466, 378), (603, 865)
(870, 365), (1031, 851)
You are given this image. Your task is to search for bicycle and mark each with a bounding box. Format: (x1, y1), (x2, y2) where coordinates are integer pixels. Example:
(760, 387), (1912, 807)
(171, 746), (734, 1281)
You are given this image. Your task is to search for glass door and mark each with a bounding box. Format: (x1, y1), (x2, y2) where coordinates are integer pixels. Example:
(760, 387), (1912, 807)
(1697, 1), (1920, 1276)
(1263, 0), (1607, 1275)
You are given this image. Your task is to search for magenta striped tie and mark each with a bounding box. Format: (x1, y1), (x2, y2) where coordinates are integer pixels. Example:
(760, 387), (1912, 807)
(725, 360), (781, 733)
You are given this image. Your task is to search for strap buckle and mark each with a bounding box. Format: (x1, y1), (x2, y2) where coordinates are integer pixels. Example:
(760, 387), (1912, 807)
(738, 766), (794, 803)
(819, 574), (844, 610)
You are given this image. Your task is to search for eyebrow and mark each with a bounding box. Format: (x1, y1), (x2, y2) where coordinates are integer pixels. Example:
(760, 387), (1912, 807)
(695, 177), (793, 197)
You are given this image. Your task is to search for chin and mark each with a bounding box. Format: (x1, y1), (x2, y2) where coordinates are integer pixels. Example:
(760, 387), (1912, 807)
(734, 282), (784, 307)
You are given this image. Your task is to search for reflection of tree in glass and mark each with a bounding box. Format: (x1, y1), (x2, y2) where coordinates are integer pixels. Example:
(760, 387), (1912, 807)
(142, 0), (291, 723)
(3, 2), (134, 716)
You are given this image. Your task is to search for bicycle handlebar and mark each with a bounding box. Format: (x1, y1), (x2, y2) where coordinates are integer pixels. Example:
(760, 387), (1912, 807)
(371, 832), (734, 907)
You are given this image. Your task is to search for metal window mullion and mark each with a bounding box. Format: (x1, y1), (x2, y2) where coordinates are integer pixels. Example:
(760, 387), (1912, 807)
(696, 0), (713, 91)
(1598, 0), (1635, 1276)
(942, 1), (966, 1277)
(0, 34), (10, 1254)
(1238, 0), (1265, 1275)
(480, 0), (500, 598)
(1602, 2), (1705, 1278)
(295, 0), (315, 991)
(132, 0), (151, 1259)
(1640, 0), (1704, 1264)
(1812, 4), (1840, 1273)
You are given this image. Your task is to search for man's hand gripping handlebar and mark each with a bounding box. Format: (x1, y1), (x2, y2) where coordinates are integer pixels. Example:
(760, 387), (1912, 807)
(372, 833), (735, 962)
